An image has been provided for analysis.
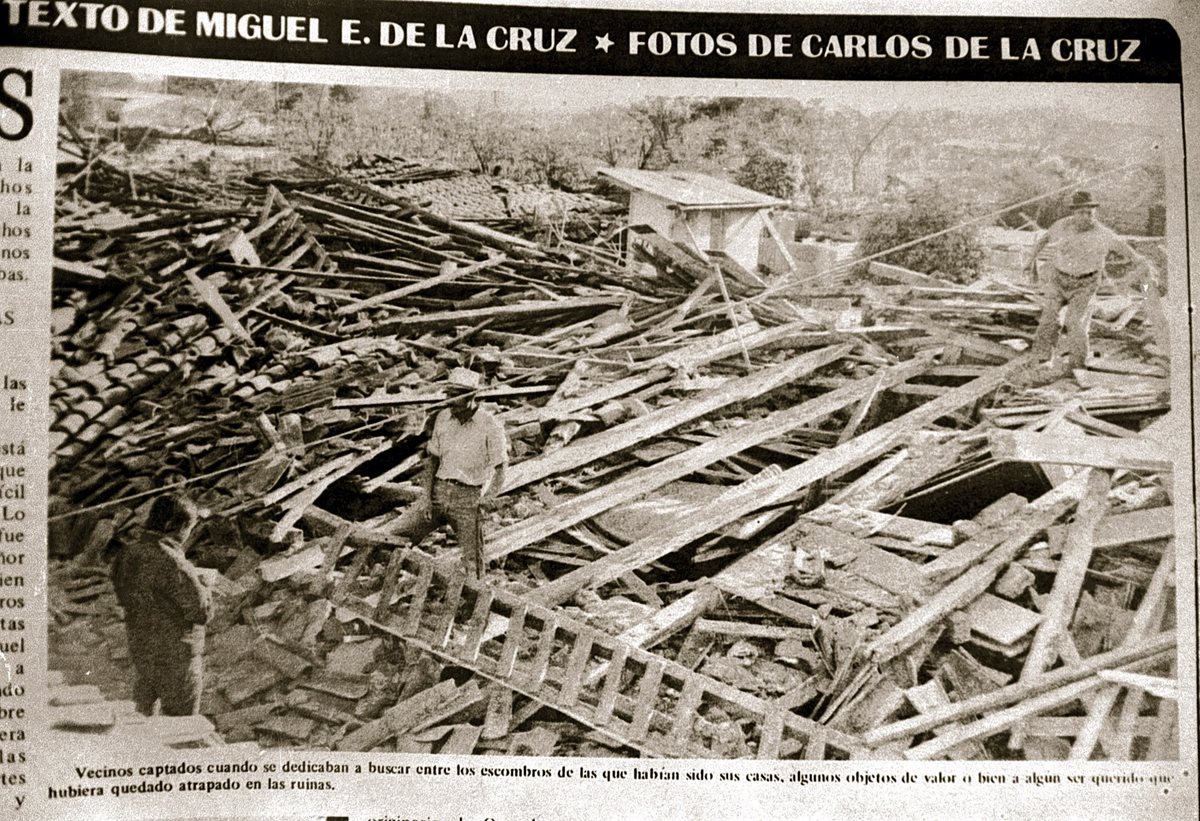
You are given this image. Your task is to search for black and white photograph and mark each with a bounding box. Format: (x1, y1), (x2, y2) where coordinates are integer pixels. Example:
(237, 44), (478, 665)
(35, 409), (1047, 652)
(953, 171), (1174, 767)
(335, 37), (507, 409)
(44, 68), (1181, 767)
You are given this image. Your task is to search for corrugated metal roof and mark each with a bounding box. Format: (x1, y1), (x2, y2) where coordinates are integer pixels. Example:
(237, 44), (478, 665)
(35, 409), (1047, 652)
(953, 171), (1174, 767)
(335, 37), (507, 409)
(598, 167), (785, 210)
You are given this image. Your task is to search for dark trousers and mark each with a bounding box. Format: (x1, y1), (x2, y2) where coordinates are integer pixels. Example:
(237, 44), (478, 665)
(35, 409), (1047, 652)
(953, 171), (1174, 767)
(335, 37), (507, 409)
(129, 629), (205, 716)
(409, 479), (486, 579)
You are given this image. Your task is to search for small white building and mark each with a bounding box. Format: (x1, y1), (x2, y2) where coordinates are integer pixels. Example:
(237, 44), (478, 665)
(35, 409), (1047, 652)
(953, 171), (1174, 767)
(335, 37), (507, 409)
(598, 167), (786, 274)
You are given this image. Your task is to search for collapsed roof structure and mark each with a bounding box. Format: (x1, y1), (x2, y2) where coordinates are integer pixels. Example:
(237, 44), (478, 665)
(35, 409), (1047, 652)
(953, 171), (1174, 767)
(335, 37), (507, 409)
(48, 140), (1178, 762)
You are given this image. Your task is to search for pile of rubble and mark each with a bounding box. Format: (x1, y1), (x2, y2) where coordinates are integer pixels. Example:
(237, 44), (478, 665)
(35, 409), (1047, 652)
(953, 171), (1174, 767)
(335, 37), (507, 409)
(49, 133), (1178, 760)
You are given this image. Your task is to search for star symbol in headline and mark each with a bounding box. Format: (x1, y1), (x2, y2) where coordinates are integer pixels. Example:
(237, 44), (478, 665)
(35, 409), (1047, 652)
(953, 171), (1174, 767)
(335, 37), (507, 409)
(595, 33), (614, 52)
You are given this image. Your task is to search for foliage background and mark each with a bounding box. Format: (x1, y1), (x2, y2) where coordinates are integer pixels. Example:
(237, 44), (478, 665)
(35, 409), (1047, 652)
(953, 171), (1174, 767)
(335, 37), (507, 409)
(60, 72), (1166, 237)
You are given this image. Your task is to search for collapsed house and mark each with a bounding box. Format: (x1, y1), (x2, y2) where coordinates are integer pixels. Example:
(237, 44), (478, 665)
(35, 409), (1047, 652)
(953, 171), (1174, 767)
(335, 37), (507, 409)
(47, 138), (1178, 762)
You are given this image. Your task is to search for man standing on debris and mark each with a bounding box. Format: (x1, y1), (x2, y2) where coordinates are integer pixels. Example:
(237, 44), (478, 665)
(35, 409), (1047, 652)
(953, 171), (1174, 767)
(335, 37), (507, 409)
(1025, 190), (1160, 373)
(409, 367), (509, 580)
(111, 494), (212, 716)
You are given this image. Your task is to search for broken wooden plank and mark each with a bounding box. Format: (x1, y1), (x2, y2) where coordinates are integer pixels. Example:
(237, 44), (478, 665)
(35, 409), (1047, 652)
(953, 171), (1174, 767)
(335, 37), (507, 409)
(504, 321), (759, 424)
(271, 441), (392, 542)
(336, 254), (507, 315)
(487, 354), (933, 563)
(867, 470), (1092, 664)
(440, 723), (483, 755)
(617, 584), (722, 651)
(375, 296), (623, 335)
(529, 358), (1027, 609)
(183, 268), (254, 342)
(965, 593), (1042, 647)
(1073, 368), (1169, 393)
(257, 453), (356, 510)
(903, 315), (1020, 361)
(336, 678), (457, 751)
(867, 260), (962, 289)
(1068, 541), (1175, 761)
(481, 685), (513, 740)
(863, 630), (1175, 749)
(847, 543), (931, 601)
(258, 545), (326, 583)
(694, 619), (812, 641)
(1021, 469), (1110, 678)
(989, 430), (1173, 473)
(906, 678), (1099, 760)
(905, 679), (986, 760)
(1091, 505), (1174, 549)
(503, 343), (851, 492)
(807, 505), (956, 548)
(318, 523), (353, 577)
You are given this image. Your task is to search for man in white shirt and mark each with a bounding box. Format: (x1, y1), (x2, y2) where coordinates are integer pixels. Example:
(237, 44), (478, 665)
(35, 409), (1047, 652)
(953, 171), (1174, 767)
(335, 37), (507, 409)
(1025, 191), (1158, 372)
(408, 367), (508, 579)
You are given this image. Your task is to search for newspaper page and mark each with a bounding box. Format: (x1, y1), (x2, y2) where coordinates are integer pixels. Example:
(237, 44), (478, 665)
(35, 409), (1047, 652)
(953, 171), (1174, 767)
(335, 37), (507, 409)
(0, 0), (1195, 817)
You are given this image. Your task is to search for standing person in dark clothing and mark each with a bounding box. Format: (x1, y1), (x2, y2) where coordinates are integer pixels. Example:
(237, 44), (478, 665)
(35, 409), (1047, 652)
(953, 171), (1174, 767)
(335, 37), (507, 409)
(111, 494), (212, 716)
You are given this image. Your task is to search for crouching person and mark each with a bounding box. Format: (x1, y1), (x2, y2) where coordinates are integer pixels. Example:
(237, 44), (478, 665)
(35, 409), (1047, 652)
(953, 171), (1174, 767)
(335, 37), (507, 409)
(111, 494), (212, 716)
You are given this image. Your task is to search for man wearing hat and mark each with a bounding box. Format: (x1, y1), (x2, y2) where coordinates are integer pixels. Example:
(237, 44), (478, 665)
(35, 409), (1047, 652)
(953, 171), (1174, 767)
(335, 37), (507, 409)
(1024, 191), (1159, 373)
(408, 367), (509, 579)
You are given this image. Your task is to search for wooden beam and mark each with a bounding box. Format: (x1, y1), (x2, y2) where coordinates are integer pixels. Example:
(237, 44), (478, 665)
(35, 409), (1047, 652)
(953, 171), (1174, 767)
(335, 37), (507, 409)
(1091, 506), (1175, 549)
(989, 431), (1173, 473)
(903, 315), (1019, 361)
(867, 260), (961, 289)
(836, 373), (882, 446)
(862, 631), (1175, 748)
(502, 343), (850, 492)
(183, 268), (253, 342)
(906, 676), (1107, 760)
(867, 469), (1092, 664)
(1068, 542), (1175, 760)
(375, 296), (624, 335)
(762, 215), (799, 274)
(1020, 469), (1110, 679)
(694, 619), (812, 641)
(808, 505), (956, 548)
(710, 262), (753, 370)
(335, 254), (507, 315)
(502, 322), (756, 424)
(616, 584), (721, 651)
(526, 358), (1027, 608)
(486, 354), (934, 564)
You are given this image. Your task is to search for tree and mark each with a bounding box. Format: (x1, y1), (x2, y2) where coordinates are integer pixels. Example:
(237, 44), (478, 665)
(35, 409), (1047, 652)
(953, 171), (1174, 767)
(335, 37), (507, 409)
(730, 98), (837, 209)
(734, 147), (795, 199)
(576, 105), (648, 168)
(275, 84), (353, 161)
(629, 97), (696, 168)
(180, 80), (267, 144)
(460, 110), (519, 175)
(857, 185), (985, 284)
(518, 127), (586, 189)
(839, 108), (904, 194)
(59, 71), (97, 129)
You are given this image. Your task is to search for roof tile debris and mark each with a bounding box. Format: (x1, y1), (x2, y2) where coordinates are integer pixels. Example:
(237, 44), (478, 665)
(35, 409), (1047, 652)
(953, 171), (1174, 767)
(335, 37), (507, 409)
(49, 133), (1177, 760)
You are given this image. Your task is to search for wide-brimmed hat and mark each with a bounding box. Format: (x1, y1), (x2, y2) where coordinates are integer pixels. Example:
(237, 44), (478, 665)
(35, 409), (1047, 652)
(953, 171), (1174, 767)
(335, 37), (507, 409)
(446, 367), (484, 393)
(1070, 191), (1099, 210)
